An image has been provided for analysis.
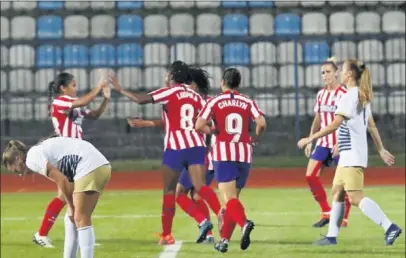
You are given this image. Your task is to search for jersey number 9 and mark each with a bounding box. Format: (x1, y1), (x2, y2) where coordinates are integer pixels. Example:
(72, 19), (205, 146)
(226, 113), (243, 142)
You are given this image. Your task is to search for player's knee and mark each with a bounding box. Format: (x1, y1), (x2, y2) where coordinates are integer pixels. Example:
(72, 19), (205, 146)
(193, 193), (202, 201)
(74, 212), (91, 228)
(346, 191), (363, 207)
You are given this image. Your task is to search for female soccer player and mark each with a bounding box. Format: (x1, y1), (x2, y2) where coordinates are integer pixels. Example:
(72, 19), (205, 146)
(33, 71), (110, 248)
(304, 57), (351, 228)
(297, 59), (402, 246)
(196, 68), (267, 253)
(110, 61), (221, 245)
(2, 137), (111, 258)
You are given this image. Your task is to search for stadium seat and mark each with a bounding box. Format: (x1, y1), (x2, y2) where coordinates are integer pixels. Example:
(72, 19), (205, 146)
(89, 69), (110, 89)
(224, 66), (250, 87)
(37, 15), (63, 39)
(328, 0), (352, 5)
(304, 41), (330, 64)
(385, 38), (406, 61)
(36, 45), (62, 68)
(250, 14), (273, 36)
(117, 43), (143, 67)
(274, 1), (299, 7)
(91, 15), (115, 38)
(381, 1), (405, 5)
(387, 63), (406, 87)
(279, 65), (304, 88)
(196, 1), (220, 8)
(9, 69), (33, 93)
(301, 1), (325, 6)
(302, 12), (327, 35)
(223, 42), (250, 65)
(274, 13), (300, 35)
(254, 94), (279, 117)
(366, 63), (385, 86)
(250, 42), (277, 64)
(222, 1), (247, 7)
(356, 12), (380, 34)
(9, 97), (33, 120)
(388, 91), (405, 115)
(117, 1), (142, 9)
(197, 43), (222, 65)
(223, 14), (248, 36)
(63, 45), (89, 68)
(358, 40), (383, 62)
(280, 93), (312, 116)
(197, 13), (221, 36)
(116, 97), (143, 119)
(170, 0), (194, 8)
(63, 68), (88, 91)
(35, 69), (60, 92)
(329, 12), (354, 34)
(90, 44), (115, 67)
(144, 1), (168, 8)
(251, 65), (278, 88)
(170, 14), (194, 36)
(331, 41), (356, 62)
(371, 92), (386, 115)
(170, 43), (196, 64)
(116, 67), (143, 89)
(64, 15), (89, 39)
(382, 11), (405, 33)
(248, 1), (274, 7)
(277, 41), (303, 64)
(1, 1), (10, 10)
(305, 65), (322, 88)
(65, 1), (90, 9)
(12, 1), (36, 10)
(1, 46), (8, 67)
(1, 70), (7, 93)
(117, 15), (143, 38)
(1, 17), (9, 40)
(9, 45), (35, 68)
(37, 1), (63, 10)
(144, 43), (168, 65)
(144, 66), (167, 89)
(33, 97), (50, 120)
(201, 65), (222, 89)
(11, 16), (35, 39)
(90, 1), (114, 9)
(355, 1), (378, 5)
(144, 15), (168, 37)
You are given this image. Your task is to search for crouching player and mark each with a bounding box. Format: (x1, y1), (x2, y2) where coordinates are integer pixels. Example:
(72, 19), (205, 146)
(196, 68), (267, 253)
(2, 137), (111, 258)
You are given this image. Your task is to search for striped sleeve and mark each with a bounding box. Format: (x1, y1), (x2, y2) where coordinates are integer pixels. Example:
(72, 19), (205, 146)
(52, 96), (75, 114)
(250, 100), (262, 119)
(313, 91), (321, 113)
(199, 98), (216, 120)
(148, 87), (179, 104)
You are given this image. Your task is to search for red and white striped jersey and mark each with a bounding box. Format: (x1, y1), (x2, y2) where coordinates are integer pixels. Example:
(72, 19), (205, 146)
(149, 84), (206, 150)
(313, 85), (348, 148)
(199, 91), (263, 163)
(52, 95), (91, 139)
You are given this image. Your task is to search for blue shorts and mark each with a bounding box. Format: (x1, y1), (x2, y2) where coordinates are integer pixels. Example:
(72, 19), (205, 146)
(310, 146), (339, 167)
(213, 161), (251, 189)
(162, 147), (206, 173)
(178, 168), (215, 190)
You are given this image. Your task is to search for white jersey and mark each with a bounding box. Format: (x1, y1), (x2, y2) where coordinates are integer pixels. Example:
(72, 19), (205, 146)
(26, 137), (110, 182)
(335, 87), (371, 168)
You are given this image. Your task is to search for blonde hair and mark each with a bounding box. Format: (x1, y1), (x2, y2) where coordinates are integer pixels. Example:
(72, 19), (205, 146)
(323, 56), (338, 70)
(2, 140), (29, 166)
(345, 59), (373, 107)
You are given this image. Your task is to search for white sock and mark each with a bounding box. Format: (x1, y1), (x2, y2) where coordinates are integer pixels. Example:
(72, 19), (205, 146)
(63, 213), (78, 258)
(359, 197), (392, 232)
(326, 201), (344, 238)
(78, 226), (95, 258)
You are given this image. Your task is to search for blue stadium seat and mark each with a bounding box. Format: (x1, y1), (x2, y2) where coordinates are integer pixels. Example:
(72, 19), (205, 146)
(63, 45), (89, 68)
(248, 1), (274, 7)
(117, 15), (143, 38)
(117, 44), (143, 67)
(116, 1), (142, 9)
(304, 41), (330, 64)
(222, 1), (247, 7)
(275, 13), (301, 35)
(37, 16), (63, 39)
(223, 14), (248, 36)
(36, 45), (62, 68)
(90, 44), (116, 67)
(37, 1), (63, 10)
(223, 42), (250, 65)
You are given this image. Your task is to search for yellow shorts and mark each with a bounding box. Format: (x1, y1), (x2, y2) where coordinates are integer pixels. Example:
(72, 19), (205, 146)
(333, 166), (364, 191)
(74, 165), (111, 193)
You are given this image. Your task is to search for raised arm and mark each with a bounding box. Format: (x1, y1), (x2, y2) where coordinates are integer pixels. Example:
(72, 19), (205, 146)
(109, 73), (153, 105)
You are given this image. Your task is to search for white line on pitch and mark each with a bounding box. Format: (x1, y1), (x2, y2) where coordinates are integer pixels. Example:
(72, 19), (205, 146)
(158, 241), (183, 258)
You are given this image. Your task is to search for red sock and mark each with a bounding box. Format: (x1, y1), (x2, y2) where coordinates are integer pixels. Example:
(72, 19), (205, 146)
(226, 198), (247, 228)
(198, 185), (221, 215)
(305, 175), (331, 214)
(38, 197), (65, 236)
(176, 194), (206, 224)
(195, 199), (212, 235)
(344, 193), (351, 220)
(220, 208), (237, 241)
(162, 194), (176, 236)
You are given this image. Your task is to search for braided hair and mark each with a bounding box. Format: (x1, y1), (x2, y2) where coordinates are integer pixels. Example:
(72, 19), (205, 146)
(188, 66), (211, 99)
(47, 72), (75, 117)
(168, 60), (189, 84)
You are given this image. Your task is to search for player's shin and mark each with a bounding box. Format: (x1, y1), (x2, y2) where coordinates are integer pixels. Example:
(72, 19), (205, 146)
(77, 226), (95, 258)
(326, 201), (344, 238)
(358, 196), (392, 232)
(63, 213), (78, 258)
(176, 194), (207, 224)
(39, 197), (66, 236)
(161, 166), (178, 237)
(190, 165), (221, 214)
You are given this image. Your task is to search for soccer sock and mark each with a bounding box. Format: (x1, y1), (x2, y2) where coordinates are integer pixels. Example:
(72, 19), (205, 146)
(226, 198), (247, 228)
(195, 199), (210, 219)
(176, 194), (207, 224)
(63, 213), (78, 258)
(162, 194), (176, 236)
(39, 197), (66, 236)
(326, 201), (344, 238)
(220, 208), (237, 241)
(77, 226), (95, 258)
(359, 197), (392, 232)
(198, 185), (221, 215)
(343, 193), (351, 221)
(305, 175), (331, 214)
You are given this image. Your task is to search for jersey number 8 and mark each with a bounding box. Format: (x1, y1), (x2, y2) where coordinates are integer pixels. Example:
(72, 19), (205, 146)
(180, 104), (194, 130)
(226, 113), (243, 142)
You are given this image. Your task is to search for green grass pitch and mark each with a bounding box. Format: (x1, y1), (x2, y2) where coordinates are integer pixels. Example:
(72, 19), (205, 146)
(1, 187), (404, 258)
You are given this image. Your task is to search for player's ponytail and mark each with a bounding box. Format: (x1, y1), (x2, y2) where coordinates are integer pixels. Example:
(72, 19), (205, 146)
(2, 140), (29, 168)
(358, 64), (373, 107)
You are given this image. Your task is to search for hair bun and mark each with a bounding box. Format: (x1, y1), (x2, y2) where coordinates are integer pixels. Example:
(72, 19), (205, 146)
(326, 56), (337, 64)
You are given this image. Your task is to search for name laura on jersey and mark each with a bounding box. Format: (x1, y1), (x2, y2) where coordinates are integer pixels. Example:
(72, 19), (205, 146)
(218, 99), (248, 110)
